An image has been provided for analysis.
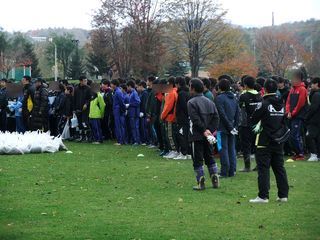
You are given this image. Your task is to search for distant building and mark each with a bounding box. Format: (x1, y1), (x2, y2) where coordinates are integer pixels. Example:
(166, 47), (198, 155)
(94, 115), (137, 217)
(31, 36), (47, 42)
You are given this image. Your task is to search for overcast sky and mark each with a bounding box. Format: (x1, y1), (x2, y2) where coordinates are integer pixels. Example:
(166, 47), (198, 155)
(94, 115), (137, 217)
(0, 0), (319, 32)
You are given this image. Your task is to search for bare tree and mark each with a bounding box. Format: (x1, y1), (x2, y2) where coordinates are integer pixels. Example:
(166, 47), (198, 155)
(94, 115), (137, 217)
(93, 0), (165, 79)
(165, 0), (227, 77)
(256, 28), (308, 77)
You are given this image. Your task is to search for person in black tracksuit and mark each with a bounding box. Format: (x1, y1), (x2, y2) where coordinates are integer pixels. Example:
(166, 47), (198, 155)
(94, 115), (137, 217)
(175, 77), (190, 158)
(249, 79), (289, 203)
(0, 78), (8, 132)
(32, 79), (49, 131)
(73, 76), (92, 142)
(50, 84), (66, 136)
(21, 76), (35, 131)
(305, 77), (320, 161)
(277, 77), (292, 156)
(101, 80), (114, 140)
(138, 81), (149, 144)
(188, 79), (220, 190)
(238, 76), (262, 172)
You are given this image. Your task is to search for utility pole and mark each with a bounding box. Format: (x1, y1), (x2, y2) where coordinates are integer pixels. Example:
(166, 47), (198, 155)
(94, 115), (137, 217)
(48, 37), (58, 81)
(272, 12), (274, 26)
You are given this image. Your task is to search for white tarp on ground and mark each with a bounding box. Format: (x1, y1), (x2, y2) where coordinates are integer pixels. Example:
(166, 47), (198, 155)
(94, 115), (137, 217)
(0, 131), (67, 155)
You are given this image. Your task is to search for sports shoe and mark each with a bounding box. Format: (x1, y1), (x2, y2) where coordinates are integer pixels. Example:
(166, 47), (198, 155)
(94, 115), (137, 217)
(193, 176), (205, 191)
(249, 197), (269, 203)
(159, 151), (169, 156)
(211, 174), (220, 188)
(307, 154), (318, 162)
(164, 151), (179, 159)
(239, 168), (251, 172)
(187, 155), (192, 159)
(114, 143), (121, 146)
(92, 141), (101, 145)
(174, 154), (188, 160)
(148, 144), (156, 148)
(276, 197), (288, 202)
(141, 143), (147, 146)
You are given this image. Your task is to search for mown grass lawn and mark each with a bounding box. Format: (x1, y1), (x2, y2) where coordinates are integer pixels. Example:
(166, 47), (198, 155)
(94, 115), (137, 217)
(0, 142), (319, 240)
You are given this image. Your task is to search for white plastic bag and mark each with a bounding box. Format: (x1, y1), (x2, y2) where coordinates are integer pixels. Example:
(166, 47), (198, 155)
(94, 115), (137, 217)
(61, 121), (70, 140)
(71, 113), (78, 128)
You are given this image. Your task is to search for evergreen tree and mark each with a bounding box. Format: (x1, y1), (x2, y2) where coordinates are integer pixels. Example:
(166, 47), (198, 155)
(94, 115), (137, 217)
(68, 46), (84, 80)
(167, 61), (188, 77)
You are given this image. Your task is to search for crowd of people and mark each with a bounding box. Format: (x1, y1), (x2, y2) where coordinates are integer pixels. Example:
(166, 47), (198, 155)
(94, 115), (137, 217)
(0, 70), (319, 202)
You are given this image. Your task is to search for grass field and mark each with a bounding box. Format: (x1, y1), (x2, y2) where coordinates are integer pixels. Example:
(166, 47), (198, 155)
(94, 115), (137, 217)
(0, 142), (319, 240)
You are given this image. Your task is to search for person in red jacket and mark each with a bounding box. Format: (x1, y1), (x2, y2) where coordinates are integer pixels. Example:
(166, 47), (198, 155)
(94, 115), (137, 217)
(286, 69), (308, 160)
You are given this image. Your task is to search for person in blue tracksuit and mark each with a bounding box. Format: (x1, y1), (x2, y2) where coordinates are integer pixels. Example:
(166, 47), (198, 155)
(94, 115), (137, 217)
(121, 84), (130, 144)
(111, 79), (126, 145)
(137, 81), (149, 145)
(126, 80), (141, 145)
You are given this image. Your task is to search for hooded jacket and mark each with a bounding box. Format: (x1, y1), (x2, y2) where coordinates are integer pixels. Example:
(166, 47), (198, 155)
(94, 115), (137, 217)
(176, 86), (190, 125)
(161, 87), (178, 123)
(89, 92), (106, 119)
(215, 91), (240, 133)
(305, 89), (320, 127)
(251, 94), (286, 147)
(286, 82), (308, 119)
(32, 84), (49, 130)
(187, 93), (220, 142)
(239, 89), (262, 127)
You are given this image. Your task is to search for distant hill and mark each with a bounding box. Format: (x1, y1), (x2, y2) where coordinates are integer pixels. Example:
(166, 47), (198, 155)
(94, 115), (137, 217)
(25, 28), (90, 46)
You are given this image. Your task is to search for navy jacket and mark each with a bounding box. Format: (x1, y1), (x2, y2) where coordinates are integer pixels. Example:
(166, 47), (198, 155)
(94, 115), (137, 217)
(139, 89), (148, 115)
(215, 91), (239, 133)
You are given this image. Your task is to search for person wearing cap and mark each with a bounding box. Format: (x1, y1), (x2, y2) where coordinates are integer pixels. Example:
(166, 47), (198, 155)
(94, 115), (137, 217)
(32, 78), (49, 131)
(0, 78), (8, 132)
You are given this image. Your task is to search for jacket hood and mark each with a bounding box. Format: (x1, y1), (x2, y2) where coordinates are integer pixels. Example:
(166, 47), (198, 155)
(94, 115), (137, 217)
(178, 86), (189, 93)
(224, 91), (235, 99)
(293, 82), (305, 88)
(264, 93), (283, 111)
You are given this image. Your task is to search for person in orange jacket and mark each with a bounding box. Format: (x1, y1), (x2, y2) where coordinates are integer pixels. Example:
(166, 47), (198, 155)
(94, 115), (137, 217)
(161, 77), (178, 159)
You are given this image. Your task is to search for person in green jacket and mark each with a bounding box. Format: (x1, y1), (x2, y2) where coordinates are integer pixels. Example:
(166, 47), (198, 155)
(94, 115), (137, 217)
(89, 91), (106, 144)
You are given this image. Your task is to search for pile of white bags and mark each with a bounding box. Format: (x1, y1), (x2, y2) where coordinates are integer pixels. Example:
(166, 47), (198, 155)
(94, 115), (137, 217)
(0, 131), (67, 155)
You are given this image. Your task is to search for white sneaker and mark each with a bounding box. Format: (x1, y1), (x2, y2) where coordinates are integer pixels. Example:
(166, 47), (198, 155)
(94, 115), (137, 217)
(164, 151), (178, 159)
(276, 197), (288, 203)
(187, 155), (192, 159)
(174, 154), (188, 160)
(163, 151), (175, 158)
(173, 153), (182, 160)
(307, 154), (319, 162)
(249, 197), (269, 203)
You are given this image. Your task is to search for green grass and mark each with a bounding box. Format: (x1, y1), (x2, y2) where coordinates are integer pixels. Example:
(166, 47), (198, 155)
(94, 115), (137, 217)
(0, 142), (319, 240)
